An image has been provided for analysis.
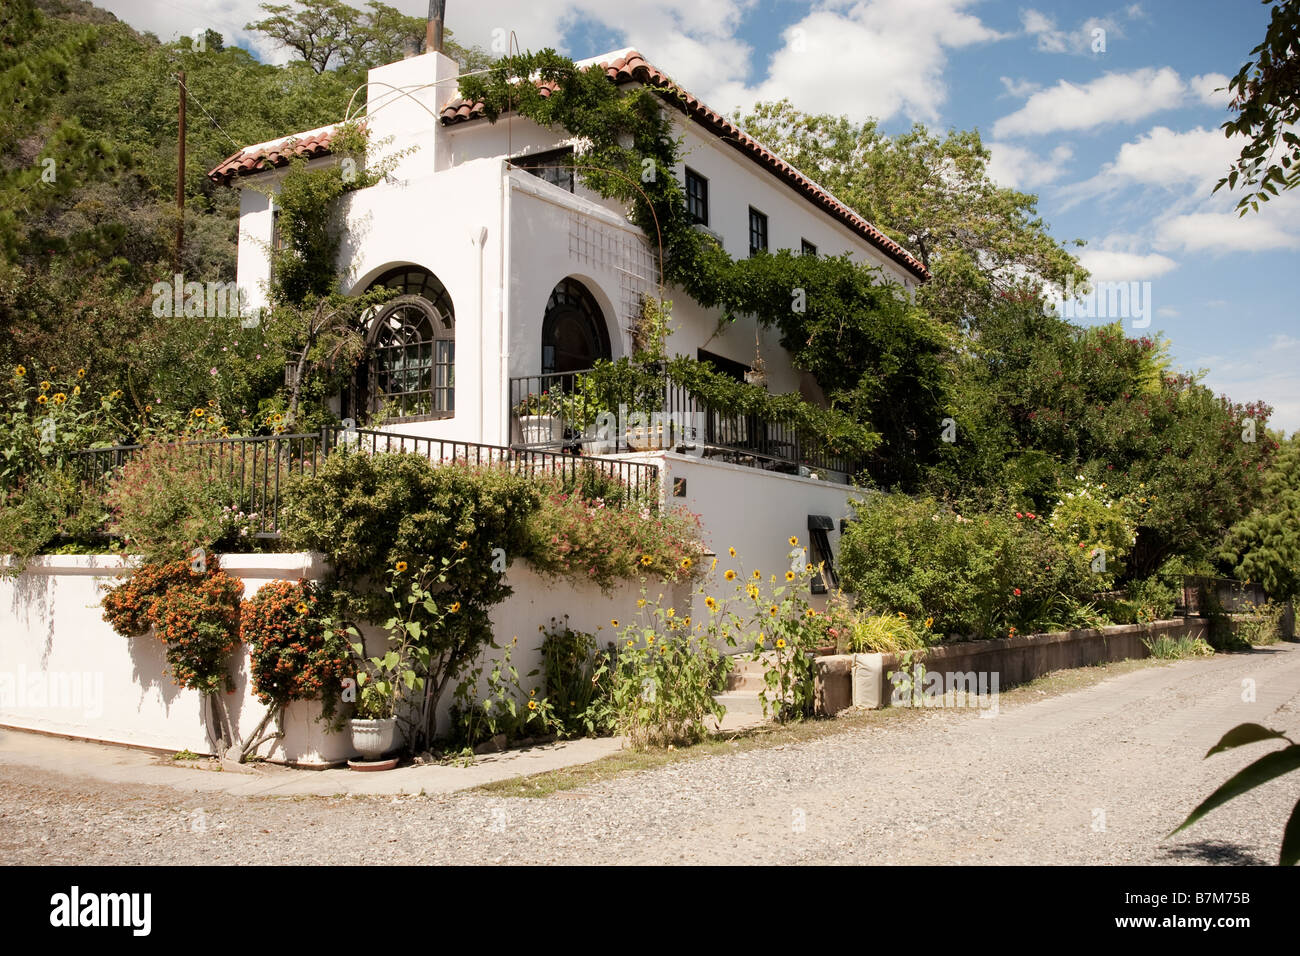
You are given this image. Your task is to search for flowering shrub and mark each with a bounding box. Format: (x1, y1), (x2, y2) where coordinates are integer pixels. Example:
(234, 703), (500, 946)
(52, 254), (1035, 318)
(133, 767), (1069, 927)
(840, 493), (1096, 639)
(102, 560), (243, 694)
(609, 593), (728, 748)
(1046, 475), (1137, 583)
(241, 580), (352, 724)
(104, 442), (246, 562)
(525, 485), (706, 592)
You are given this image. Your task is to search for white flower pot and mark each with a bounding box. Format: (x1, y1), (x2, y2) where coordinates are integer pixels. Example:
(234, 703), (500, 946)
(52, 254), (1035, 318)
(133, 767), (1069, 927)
(350, 717), (399, 760)
(519, 414), (562, 446)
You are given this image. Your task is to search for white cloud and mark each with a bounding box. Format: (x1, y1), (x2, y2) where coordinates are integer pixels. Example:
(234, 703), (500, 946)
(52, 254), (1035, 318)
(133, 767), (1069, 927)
(1021, 9), (1119, 55)
(994, 67), (1186, 137)
(1077, 248), (1178, 281)
(1000, 76), (1040, 98)
(1157, 306), (1179, 317)
(708, 0), (1005, 124)
(1189, 72), (1232, 108)
(1157, 212), (1300, 253)
(985, 142), (1073, 189)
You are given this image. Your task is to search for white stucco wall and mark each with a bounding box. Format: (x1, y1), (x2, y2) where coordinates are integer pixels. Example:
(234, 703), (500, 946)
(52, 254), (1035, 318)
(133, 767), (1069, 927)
(0, 552), (683, 761)
(0, 553), (345, 763)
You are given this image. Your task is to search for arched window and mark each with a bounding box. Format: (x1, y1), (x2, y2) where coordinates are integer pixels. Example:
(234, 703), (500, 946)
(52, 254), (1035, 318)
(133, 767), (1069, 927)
(542, 278), (610, 375)
(355, 267), (454, 420)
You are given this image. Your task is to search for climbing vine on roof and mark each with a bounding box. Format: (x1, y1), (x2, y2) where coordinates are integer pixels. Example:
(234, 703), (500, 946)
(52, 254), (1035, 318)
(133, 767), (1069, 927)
(457, 51), (952, 487)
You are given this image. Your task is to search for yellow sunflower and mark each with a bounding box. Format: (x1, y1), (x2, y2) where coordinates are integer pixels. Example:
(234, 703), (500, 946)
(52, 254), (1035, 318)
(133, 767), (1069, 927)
(636, 598), (646, 608)
(752, 570), (761, 580)
(768, 605), (779, 616)
(449, 602), (461, 613)
(724, 569), (736, 581)
(776, 638), (787, 649)
(39, 380), (50, 391)
(51, 392), (66, 405)
(395, 561), (408, 573)
(640, 555), (653, 566)
(77, 368), (86, 378)
(679, 557), (692, 570)
(788, 536), (799, 547)
(36, 395), (47, 405)
(728, 547), (736, 557)
(610, 618), (619, 628)
(704, 596), (717, 610)
(295, 602), (309, 615)
(13, 365), (25, 378)
(785, 570), (795, 581)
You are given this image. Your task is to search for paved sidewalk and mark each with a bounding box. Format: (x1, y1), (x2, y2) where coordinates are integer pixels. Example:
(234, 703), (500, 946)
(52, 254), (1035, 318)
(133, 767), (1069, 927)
(0, 692), (765, 797)
(0, 727), (627, 796)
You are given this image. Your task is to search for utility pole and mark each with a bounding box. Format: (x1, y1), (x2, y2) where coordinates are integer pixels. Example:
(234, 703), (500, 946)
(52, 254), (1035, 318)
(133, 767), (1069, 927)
(176, 70), (186, 273)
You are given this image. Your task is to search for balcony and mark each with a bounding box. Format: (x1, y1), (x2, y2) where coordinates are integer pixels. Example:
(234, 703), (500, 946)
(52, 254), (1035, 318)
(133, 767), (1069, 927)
(508, 368), (860, 483)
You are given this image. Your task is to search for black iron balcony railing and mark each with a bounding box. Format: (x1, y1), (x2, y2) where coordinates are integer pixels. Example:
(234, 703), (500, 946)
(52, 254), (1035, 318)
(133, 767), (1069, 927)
(508, 368), (860, 480)
(69, 425), (660, 539)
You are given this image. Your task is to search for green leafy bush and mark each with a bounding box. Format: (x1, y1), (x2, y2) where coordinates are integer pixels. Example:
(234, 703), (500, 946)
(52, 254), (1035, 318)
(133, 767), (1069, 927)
(839, 493), (1095, 639)
(540, 617), (615, 739)
(1046, 476), (1136, 584)
(0, 466), (107, 572)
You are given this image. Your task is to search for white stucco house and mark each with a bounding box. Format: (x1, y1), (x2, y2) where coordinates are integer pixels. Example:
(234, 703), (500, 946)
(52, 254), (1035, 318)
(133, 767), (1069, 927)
(209, 47), (929, 586)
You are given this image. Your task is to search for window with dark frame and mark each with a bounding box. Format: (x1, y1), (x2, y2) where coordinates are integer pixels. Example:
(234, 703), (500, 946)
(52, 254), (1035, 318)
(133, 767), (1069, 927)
(801, 238), (817, 257)
(685, 168), (709, 226)
(511, 146), (575, 193)
(748, 206), (768, 256)
(807, 515), (839, 594)
(352, 267), (456, 422)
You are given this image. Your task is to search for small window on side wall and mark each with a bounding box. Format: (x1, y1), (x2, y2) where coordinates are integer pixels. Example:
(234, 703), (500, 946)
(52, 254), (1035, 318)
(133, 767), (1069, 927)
(749, 207), (768, 257)
(685, 168), (709, 226)
(512, 146), (575, 193)
(801, 238), (817, 257)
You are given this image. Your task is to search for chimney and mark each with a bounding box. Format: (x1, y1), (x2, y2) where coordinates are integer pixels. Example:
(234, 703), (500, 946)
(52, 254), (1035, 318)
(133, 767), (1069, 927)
(426, 0), (446, 54)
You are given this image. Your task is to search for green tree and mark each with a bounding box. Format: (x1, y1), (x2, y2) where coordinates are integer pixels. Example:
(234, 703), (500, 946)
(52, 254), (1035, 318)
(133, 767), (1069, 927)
(1220, 434), (1300, 597)
(246, 0), (491, 77)
(1215, 0), (1300, 214)
(737, 101), (1089, 328)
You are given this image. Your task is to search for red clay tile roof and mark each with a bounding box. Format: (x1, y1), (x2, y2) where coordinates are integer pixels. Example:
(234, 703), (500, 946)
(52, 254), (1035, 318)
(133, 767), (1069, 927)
(208, 125), (339, 184)
(440, 50), (929, 281)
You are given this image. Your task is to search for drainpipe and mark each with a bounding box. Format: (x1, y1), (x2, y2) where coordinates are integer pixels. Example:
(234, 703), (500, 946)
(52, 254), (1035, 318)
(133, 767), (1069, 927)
(473, 225), (488, 441)
(499, 162), (510, 447)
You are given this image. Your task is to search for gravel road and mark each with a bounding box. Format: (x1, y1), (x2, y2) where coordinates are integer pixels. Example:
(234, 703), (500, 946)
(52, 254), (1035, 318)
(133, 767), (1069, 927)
(3, 644), (1298, 865)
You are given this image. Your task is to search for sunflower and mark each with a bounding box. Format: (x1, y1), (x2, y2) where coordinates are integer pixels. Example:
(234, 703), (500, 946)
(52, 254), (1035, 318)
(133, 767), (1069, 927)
(776, 638), (787, 649)
(36, 394), (47, 405)
(39, 380), (50, 391)
(788, 536), (799, 547)
(724, 569), (736, 581)
(527, 699), (538, 711)
(71, 385), (80, 396)
(449, 602), (461, 613)
(752, 570), (761, 580)
(679, 557), (692, 570)
(271, 413), (283, 423)
(636, 598), (647, 608)
(665, 608), (675, 619)
(192, 408), (205, 418)
(805, 608), (817, 618)
(704, 596), (717, 610)
(610, 618), (619, 628)
(728, 547), (736, 557)
(768, 605), (779, 616)
(924, 617), (934, 628)
(646, 635), (655, 644)
(458, 540), (468, 551)
(394, 561), (408, 573)
(785, 570), (795, 581)
(640, 555), (653, 566)
(13, 365), (25, 378)
(51, 392), (66, 405)
(295, 602), (309, 615)
(76, 368), (86, 378)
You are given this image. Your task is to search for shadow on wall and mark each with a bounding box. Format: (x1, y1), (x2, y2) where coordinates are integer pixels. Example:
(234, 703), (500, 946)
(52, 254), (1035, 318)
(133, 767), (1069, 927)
(8, 570), (54, 670)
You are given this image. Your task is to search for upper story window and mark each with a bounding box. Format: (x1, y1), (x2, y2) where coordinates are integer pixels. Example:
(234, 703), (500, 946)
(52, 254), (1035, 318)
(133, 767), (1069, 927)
(685, 168), (709, 226)
(512, 146), (575, 193)
(271, 206), (283, 254)
(748, 207), (768, 257)
(801, 238), (818, 257)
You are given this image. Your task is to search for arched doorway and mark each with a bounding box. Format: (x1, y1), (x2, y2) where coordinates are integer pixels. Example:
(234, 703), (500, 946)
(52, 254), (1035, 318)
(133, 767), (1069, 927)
(352, 267), (455, 421)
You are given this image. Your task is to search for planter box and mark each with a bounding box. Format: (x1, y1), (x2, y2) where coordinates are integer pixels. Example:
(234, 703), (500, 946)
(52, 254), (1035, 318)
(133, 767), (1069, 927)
(519, 415), (562, 446)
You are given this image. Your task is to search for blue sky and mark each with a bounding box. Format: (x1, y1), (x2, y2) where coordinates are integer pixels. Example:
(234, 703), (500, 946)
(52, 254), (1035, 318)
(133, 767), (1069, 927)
(104, 0), (1298, 432)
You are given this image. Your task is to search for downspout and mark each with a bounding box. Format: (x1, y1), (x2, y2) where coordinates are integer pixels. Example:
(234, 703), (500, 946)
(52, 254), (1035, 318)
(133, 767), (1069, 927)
(499, 161), (510, 446)
(473, 225), (488, 440)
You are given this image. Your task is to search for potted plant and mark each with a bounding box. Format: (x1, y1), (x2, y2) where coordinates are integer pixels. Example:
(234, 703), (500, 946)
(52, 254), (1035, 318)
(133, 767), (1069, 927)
(514, 391), (562, 446)
(348, 645), (406, 761)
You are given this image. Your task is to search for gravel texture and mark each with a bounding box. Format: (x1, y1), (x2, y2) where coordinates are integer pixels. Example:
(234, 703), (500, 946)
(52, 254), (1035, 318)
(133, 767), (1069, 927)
(2, 644), (1298, 865)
